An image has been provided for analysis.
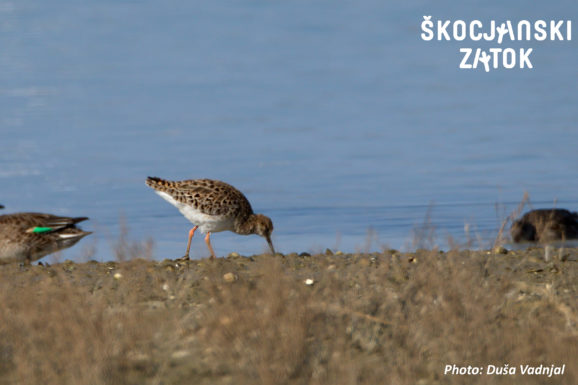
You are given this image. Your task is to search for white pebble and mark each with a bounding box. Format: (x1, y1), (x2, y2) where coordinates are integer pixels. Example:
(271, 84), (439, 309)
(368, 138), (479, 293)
(223, 272), (237, 282)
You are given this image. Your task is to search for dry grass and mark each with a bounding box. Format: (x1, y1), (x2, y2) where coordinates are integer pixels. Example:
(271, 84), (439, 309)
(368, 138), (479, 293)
(112, 217), (155, 262)
(494, 192), (531, 247)
(0, 245), (576, 385)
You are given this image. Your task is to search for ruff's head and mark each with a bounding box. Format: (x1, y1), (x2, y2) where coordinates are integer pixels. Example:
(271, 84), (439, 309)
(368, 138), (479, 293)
(248, 214), (275, 254)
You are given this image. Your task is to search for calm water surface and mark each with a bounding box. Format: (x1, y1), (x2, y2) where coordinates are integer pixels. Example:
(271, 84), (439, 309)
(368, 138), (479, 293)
(1, 1), (577, 260)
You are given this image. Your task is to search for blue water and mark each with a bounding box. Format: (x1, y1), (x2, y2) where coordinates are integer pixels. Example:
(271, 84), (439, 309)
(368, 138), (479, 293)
(1, 1), (577, 260)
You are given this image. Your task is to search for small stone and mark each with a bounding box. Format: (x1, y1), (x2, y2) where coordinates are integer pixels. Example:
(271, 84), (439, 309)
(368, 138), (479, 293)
(325, 248), (334, 256)
(304, 278), (315, 286)
(171, 350), (191, 360)
(299, 252), (311, 257)
(335, 250), (344, 256)
(223, 272), (237, 282)
(113, 272), (123, 280)
(228, 252), (240, 258)
(327, 264), (337, 271)
(493, 246), (508, 254)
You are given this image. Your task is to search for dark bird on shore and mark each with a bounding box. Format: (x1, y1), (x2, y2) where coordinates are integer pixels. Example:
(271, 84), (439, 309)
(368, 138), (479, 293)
(0, 210), (92, 264)
(146, 176), (275, 259)
(510, 209), (578, 243)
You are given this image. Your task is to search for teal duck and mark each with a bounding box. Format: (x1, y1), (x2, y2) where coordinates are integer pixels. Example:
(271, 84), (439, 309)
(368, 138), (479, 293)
(0, 207), (91, 264)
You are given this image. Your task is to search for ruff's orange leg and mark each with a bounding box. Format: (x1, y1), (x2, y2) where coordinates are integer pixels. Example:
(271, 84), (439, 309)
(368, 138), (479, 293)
(184, 226), (198, 258)
(204, 232), (216, 259)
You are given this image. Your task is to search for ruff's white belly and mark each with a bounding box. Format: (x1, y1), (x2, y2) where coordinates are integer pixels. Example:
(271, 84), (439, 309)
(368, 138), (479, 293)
(155, 191), (236, 233)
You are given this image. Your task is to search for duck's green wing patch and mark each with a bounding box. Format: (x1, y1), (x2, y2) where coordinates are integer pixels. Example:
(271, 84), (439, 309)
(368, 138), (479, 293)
(29, 226), (54, 233)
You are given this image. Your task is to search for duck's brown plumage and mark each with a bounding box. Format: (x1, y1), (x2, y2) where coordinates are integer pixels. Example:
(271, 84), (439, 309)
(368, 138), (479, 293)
(510, 209), (578, 243)
(0, 212), (91, 264)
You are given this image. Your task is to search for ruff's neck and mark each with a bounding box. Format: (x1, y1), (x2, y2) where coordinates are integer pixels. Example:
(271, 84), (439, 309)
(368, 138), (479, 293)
(235, 214), (260, 235)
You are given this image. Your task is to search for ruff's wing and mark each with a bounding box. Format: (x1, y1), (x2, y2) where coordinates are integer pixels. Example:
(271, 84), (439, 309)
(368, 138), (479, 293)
(146, 177), (254, 219)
